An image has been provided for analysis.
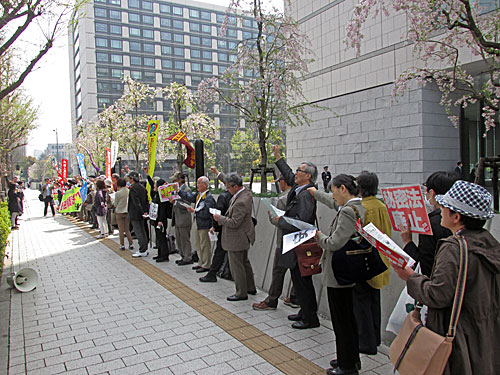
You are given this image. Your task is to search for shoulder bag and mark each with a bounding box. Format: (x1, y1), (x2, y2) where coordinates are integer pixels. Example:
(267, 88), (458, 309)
(331, 206), (387, 285)
(389, 235), (468, 375)
(294, 239), (323, 277)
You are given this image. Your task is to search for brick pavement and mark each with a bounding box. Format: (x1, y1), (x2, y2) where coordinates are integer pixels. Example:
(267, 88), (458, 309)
(0, 190), (393, 375)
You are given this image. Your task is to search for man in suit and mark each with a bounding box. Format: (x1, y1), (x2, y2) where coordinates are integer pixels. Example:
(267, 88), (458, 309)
(177, 176), (216, 272)
(322, 166), (332, 191)
(127, 171), (150, 257)
(170, 172), (194, 266)
(41, 178), (55, 217)
(213, 172), (256, 301)
(455, 161), (464, 179)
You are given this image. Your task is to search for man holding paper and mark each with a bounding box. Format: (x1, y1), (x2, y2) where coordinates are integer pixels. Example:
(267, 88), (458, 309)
(170, 172), (194, 266)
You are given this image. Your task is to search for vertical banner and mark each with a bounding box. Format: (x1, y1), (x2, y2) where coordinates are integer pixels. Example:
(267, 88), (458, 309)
(76, 153), (88, 203)
(166, 131), (195, 168)
(105, 148), (111, 179)
(61, 159), (68, 180)
(147, 119), (160, 201)
(381, 185), (433, 235)
(110, 141), (119, 168)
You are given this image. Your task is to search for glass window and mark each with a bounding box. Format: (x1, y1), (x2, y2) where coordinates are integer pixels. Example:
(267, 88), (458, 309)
(161, 45), (172, 54)
(191, 62), (201, 71)
(110, 54), (123, 63)
(200, 11), (211, 21)
(227, 28), (237, 38)
(110, 0), (121, 4)
(98, 97), (111, 106)
(143, 29), (153, 39)
(162, 72), (173, 82)
(142, 1), (152, 10)
(96, 52), (108, 62)
(109, 24), (122, 34)
(95, 22), (108, 32)
(216, 14), (225, 23)
(129, 41), (141, 51)
(190, 36), (200, 45)
(129, 13), (140, 22)
(202, 50), (211, 60)
(243, 31), (252, 39)
(189, 9), (200, 18)
(111, 82), (123, 91)
(173, 20), (184, 29)
(97, 82), (109, 92)
(131, 70), (142, 79)
(229, 54), (236, 62)
(228, 41), (237, 49)
(143, 57), (154, 66)
(160, 4), (170, 13)
(111, 68), (122, 78)
(172, 6), (183, 16)
(110, 39), (122, 49)
(162, 59), (172, 68)
(95, 8), (107, 18)
(174, 47), (184, 56)
(173, 33), (184, 43)
(143, 15), (153, 24)
(191, 75), (202, 86)
(201, 24), (211, 34)
(174, 61), (185, 70)
(203, 64), (212, 73)
(160, 18), (171, 27)
(95, 0), (106, 3)
(218, 52), (228, 62)
(143, 71), (154, 81)
(161, 32), (171, 41)
(243, 19), (252, 28)
(219, 65), (227, 74)
(96, 37), (108, 47)
(128, 0), (140, 8)
(97, 67), (109, 77)
(130, 55), (141, 65)
(129, 27), (141, 37)
(143, 43), (154, 53)
(202, 37), (211, 47)
(189, 22), (200, 32)
(109, 9), (121, 19)
(217, 39), (227, 49)
(191, 49), (200, 58)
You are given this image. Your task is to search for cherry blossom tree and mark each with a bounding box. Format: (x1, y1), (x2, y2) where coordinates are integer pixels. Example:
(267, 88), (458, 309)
(198, 0), (316, 192)
(161, 82), (216, 172)
(346, 0), (499, 132)
(75, 119), (107, 174)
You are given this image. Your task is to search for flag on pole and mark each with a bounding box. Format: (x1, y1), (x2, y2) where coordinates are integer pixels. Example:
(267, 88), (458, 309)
(147, 119), (161, 201)
(167, 131), (195, 169)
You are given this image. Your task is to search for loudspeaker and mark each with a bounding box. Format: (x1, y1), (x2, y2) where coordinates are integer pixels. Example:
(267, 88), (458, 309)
(6, 268), (38, 293)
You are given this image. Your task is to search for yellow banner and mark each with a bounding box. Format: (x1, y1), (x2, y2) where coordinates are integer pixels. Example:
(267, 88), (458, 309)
(147, 119), (160, 201)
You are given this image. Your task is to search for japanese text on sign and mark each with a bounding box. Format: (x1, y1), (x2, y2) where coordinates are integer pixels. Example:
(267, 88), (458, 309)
(158, 183), (180, 202)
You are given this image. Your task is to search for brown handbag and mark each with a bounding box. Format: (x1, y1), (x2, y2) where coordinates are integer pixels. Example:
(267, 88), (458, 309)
(294, 239), (323, 277)
(389, 235), (469, 375)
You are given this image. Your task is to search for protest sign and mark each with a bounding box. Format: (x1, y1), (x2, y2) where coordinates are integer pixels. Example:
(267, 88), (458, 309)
(76, 153), (88, 203)
(105, 148), (111, 179)
(147, 120), (160, 201)
(381, 185), (432, 235)
(110, 141), (119, 168)
(158, 183), (180, 202)
(59, 187), (83, 213)
(282, 229), (316, 254)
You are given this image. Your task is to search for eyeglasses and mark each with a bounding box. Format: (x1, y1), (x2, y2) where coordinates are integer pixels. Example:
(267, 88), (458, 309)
(295, 169), (307, 174)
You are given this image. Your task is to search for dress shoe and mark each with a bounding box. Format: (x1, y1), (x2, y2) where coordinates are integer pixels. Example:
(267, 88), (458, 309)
(329, 360), (361, 371)
(326, 366), (359, 375)
(196, 267), (209, 273)
(156, 258), (169, 263)
(291, 321), (320, 329)
(153, 255), (160, 260)
(247, 290), (257, 295)
(227, 295), (248, 301)
(287, 314), (302, 322)
(283, 297), (300, 308)
(177, 260), (193, 266)
(252, 301), (276, 310)
(199, 275), (217, 282)
(175, 259), (181, 264)
(192, 265), (201, 270)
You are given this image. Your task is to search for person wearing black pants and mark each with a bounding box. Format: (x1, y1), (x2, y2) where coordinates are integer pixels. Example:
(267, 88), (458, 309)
(127, 172), (150, 257)
(150, 179), (172, 262)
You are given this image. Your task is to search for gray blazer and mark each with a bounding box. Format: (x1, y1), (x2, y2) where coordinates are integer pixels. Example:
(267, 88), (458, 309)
(315, 190), (365, 288)
(218, 188), (255, 252)
(173, 183), (193, 228)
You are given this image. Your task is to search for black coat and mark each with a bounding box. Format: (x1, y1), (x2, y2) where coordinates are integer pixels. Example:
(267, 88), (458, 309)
(403, 208), (452, 277)
(151, 192), (172, 227)
(213, 190), (232, 233)
(8, 189), (21, 213)
(128, 182), (149, 221)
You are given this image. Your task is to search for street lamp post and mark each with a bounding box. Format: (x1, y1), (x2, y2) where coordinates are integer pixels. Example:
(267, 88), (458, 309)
(53, 129), (59, 164)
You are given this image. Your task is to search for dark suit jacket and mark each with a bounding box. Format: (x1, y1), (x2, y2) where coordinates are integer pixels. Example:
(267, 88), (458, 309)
(178, 189), (215, 230)
(128, 182), (149, 221)
(218, 188), (255, 251)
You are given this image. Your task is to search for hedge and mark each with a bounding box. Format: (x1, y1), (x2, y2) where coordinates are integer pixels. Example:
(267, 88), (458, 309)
(0, 201), (11, 276)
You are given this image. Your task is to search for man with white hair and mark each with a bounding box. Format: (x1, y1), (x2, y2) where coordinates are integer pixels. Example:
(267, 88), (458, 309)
(177, 176), (216, 272)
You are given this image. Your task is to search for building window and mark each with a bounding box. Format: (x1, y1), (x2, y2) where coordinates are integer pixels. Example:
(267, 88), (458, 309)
(144, 71), (155, 81)
(110, 54), (123, 64)
(110, 0), (121, 4)
(201, 37), (211, 47)
(216, 14), (225, 23)
(189, 9), (200, 18)
(202, 50), (212, 60)
(219, 65), (227, 74)
(130, 55), (141, 65)
(191, 75), (202, 86)
(111, 68), (122, 78)
(143, 14), (153, 24)
(191, 49), (200, 58)
(162, 72), (173, 83)
(162, 59), (173, 69)
(97, 82), (110, 92)
(174, 74), (185, 84)
(143, 43), (154, 53)
(189, 22), (200, 32)
(96, 37), (108, 47)
(174, 47), (184, 56)
(143, 29), (153, 39)
(95, 22), (108, 32)
(243, 31), (252, 39)
(243, 18), (252, 28)
(97, 67), (109, 77)
(96, 52), (109, 62)
(228, 41), (238, 50)
(200, 11), (211, 21)
(229, 54), (236, 62)
(160, 18), (171, 27)
(174, 61), (185, 70)
(190, 36), (200, 45)
(173, 19), (184, 29)
(129, 41), (141, 51)
(218, 52), (228, 62)
(203, 64), (212, 73)
(173, 33), (184, 43)
(172, 6), (183, 16)
(129, 27), (141, 37)
(217, 39), (227, 49)
(191, 62), (201, 71)
(161, 32), (172, 41)
(201, 24), (211, 34)
(131, 70), (142, 79)
(161, 45), (172, 55)
(129, 13), (140, 22)
(109, 9), (121, 20)
(110, 39), (122, 49)
(111, 82), (124, 91)
(95, 8), (107, 18)
(109, 24), (121, 34)
(128, 0), (139, 9)
(98, 97), (111, 107)
(143, 57), (154, 66)
(160, 4), (170, 13)
(142, 1), (152, 10)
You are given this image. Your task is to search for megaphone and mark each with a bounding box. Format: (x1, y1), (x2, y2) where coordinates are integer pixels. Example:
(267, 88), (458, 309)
(6, 268), (38, 292)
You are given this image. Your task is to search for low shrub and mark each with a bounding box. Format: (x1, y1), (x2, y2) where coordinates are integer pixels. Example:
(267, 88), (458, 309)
(0, 201), (11, 275)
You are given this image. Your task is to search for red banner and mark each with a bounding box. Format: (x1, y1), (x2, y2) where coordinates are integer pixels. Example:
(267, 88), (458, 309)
(105, 148), (111, 178)
(166, 131), (195, 169)
(381, 185), (433, 236)
(61, 159), (68, 179)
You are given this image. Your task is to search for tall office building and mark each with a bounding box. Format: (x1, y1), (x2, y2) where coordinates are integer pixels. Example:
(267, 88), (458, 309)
(69, 0), (261, 171)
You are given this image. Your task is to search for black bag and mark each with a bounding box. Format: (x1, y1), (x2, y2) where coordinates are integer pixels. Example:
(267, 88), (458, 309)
(166, 234), (177, 254)
(331, 206), (387, 286)
(38, 193), (44, 201)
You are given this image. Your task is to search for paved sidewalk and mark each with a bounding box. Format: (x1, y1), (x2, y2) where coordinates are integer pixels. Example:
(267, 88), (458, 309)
(1, 190), (393, 375)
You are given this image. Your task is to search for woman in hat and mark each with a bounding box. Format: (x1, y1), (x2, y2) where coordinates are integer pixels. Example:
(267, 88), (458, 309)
(393, 180), (500, 374)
